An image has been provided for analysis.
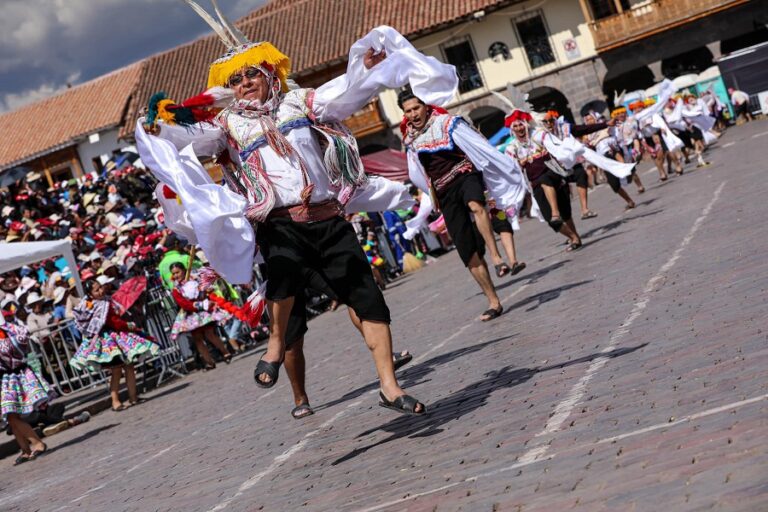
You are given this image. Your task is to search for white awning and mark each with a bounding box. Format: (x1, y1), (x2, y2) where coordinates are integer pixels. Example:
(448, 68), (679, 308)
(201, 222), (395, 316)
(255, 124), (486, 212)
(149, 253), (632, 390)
(0, 240), (83, 295)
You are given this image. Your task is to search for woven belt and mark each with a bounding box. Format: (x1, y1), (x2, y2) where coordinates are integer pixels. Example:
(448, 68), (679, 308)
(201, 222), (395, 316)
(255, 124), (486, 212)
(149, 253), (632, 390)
(267, 199), (344, 223)
(433, 160), (474, 194)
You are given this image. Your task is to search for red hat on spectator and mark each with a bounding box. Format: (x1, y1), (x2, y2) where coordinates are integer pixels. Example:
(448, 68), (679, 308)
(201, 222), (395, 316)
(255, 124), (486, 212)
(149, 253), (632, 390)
(9, 221), (26, 232)
(80, 268), (96, 281)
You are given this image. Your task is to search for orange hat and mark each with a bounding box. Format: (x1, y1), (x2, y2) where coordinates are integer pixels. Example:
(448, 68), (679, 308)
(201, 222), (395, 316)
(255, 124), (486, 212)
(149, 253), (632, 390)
(610, 107), (627, 118)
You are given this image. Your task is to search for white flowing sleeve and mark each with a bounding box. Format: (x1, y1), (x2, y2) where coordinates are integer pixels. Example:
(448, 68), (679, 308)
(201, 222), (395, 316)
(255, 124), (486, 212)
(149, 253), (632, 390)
(312, 26), (458, 122)
(404, 192), (433, 240)
(535, 129), (636, 180)
(452, 122), (526, 215)
(651, 114), (684, 153)
(345, 176), (415, 213)
(635, 79), (676, 123)
(153, 120), (228, 158)
(135, 120), (255, 284)
(406, 150), (430, 195)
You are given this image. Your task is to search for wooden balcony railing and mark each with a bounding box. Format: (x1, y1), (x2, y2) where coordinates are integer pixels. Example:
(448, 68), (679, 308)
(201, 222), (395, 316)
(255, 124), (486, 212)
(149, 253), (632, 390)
(344, 98), (387, 138)
(588, 0), (750, 52)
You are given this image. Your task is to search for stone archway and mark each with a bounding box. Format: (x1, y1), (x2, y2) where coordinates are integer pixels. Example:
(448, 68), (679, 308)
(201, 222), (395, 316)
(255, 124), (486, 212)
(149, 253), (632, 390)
(468, 106), (506, 138)
(527, 86), (574, 122)
(579, 99), (609, 120)
(661, 46), (715, 79)
(602, 66), (656, 108)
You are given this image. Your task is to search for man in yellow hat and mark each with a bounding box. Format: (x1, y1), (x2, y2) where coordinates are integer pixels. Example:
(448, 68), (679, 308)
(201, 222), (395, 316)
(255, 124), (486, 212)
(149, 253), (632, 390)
(137, 11), (464, 416)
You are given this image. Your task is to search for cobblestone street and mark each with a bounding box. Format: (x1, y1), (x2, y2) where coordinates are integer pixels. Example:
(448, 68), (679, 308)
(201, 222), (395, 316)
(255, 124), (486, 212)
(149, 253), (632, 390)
(2, 122), (767, 511)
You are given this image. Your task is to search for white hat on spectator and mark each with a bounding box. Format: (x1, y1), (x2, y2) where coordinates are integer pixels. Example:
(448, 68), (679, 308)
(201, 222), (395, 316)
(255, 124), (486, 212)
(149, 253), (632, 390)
(1, 295), (18, 309)
(117, 235), (129, 245)
(17, 276), (37, 295)
(26, 292), (44, 306)
(88, 251), (102, 262)
(49, 213), (62, 222)
(52, 286), (67, 305)
(1, 205), (13, 216)
(99, 260), (117, 274)
(96, 275), (115, 286)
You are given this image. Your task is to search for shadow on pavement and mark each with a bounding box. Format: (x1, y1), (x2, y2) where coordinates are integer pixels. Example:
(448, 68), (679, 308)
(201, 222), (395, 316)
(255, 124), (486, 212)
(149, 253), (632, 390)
(496, 259), (571, 291)
(145, 382), (191, 402)
(581, 209), (663, 239)
(506, 280), (592, 313)
(331, 343), (648, 466)
(313, 335), (515, 412)
(46, 424), (119, 455)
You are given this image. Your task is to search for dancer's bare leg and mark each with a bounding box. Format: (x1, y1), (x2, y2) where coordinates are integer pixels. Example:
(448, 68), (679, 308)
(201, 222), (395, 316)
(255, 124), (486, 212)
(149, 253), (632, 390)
(576, 185), (589, 215)
(560, 219), (581, 244)
(191, 329), (214, 367)
(256, 298), (294, 384)
(124, 364), (138, 403)
(466, 252), (501, 311)
(499, 231), (520, 265)
(283, 337), (309, 407)
(360, 320), (421, 411)
(109, 366), (123, 409)
(541, 184), (561, 219)
(617, 188), (636, 208)
(7, 414), (45, 454)
(203, 324), (231, 357)
(467, 201), (505, 267)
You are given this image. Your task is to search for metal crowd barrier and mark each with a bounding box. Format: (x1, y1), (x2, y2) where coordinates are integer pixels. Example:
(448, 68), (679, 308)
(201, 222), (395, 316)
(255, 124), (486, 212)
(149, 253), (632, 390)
(25, 283), (185, 397)
(26, 320), (109, 397)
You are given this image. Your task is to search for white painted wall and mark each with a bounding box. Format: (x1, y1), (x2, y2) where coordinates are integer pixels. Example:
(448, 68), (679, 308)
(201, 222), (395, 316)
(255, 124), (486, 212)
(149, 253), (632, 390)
(75, 127), (132, 174)
(377, 0), (596, 124)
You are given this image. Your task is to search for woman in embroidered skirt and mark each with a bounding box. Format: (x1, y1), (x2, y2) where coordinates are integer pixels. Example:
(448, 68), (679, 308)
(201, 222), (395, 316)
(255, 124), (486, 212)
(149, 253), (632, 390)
(169, 262), (233, 370)
(70, 279), (159, 411)
(1, 322), (52, 465)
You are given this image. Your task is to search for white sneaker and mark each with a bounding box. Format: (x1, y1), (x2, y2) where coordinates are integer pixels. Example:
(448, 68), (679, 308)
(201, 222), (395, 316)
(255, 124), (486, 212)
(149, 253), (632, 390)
(42, 421), (69, 437)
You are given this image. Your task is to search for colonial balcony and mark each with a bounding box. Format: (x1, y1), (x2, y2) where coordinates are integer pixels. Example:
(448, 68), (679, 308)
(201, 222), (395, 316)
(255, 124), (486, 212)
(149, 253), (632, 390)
(583, 0), (750, 52)
(344, 98), (387, 138)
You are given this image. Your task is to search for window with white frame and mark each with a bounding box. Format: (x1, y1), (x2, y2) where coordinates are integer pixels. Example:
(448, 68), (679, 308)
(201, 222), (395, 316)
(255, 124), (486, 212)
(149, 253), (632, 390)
(514, 11), (556, 70)
(441, 36), (484, 94)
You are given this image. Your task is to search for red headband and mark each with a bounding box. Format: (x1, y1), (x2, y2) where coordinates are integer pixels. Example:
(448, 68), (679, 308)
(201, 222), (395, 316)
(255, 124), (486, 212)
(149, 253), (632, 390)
(504, 110), (532, 127)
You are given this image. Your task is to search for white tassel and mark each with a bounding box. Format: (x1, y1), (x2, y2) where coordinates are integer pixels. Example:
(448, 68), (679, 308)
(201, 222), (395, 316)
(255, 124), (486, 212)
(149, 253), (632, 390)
(210, 0), (249, 45)
(183, 0), (237, 49)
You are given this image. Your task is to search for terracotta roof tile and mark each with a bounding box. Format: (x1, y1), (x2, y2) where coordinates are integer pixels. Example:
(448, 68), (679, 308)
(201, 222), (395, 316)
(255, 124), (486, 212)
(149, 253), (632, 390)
(121, 0), (520, 138)
(0, 62), (143, 170)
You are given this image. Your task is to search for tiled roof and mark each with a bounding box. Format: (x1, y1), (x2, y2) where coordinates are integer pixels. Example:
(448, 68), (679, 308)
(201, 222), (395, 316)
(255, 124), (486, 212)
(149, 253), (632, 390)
(0, 63), (143, 170)
(122, 0), (519, 138)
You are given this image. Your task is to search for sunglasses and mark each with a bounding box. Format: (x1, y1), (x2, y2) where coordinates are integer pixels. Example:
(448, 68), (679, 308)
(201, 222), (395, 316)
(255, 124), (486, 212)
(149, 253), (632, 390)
(228, 67), (263, 88)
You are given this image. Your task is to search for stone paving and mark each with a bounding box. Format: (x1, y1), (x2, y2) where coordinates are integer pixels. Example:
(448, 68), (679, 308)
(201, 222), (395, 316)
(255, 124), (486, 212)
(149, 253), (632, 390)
(1, 122), (767, 512)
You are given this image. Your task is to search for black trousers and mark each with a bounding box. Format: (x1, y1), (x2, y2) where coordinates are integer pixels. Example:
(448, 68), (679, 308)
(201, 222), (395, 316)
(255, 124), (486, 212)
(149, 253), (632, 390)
(567, 164), (589, 188)
(437, 172), (487, 266)
(532, 171), (572, 232)
(672, 128), (694, 149)
(281, 268), (340, 346)
(257, 216), (390, 333)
